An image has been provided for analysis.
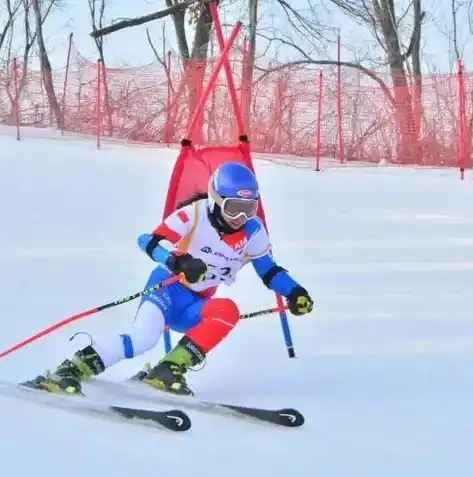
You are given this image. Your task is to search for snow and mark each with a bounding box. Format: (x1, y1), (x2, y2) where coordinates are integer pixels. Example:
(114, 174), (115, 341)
(0, 128), (472, 477)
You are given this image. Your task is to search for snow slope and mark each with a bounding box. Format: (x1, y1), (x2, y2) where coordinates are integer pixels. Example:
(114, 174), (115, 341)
(0, 131), (472, 477)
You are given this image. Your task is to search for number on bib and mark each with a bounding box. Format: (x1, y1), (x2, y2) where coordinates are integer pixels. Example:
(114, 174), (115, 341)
(205, 264), (233, 281)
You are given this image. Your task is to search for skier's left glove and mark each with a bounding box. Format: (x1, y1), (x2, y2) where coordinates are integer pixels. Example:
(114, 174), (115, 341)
(286, 286), (313, 315)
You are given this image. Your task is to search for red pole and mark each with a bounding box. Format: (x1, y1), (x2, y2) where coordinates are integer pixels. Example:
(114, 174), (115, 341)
(240, 38), (248, 103)
(13, 58), (20, 141)
(61, 33), (73, 135)
(96, 59), (102, 150)
(209, 1), (246, 138)
(101, 59), (110, 137)
(240, 37), (249, 130)
(186, 21), (242, 139)
(164, 51), (172, 145)
(275, 78), (282, 150)
(336, 34), (343, 163)
(316, 71), (324, 171)
(457, 59), (466, 179)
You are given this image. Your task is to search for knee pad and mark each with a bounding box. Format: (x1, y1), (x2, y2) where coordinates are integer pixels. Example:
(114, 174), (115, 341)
(125, 301), (165, 357)
(185, 298), (240, 354)
(92, 301), (165, 368)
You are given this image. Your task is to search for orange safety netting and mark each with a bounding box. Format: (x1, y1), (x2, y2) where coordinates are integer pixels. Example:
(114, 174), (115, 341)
(0, 39), (471, 170)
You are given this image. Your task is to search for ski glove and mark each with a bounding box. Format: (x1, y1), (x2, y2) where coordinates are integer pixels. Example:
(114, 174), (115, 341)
(287, 286), (313, 316)
(166, 252), (207, 284)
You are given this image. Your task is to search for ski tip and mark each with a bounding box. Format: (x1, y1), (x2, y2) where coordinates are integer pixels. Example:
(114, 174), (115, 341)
(165, 409), (192, 432)
(277, 408), (305, 427)
(110, 406), (192, 432)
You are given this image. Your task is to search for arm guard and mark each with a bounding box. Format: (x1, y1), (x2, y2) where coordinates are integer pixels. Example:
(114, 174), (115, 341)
(137, 233), (175, 264)
(251, 253), (299, 297)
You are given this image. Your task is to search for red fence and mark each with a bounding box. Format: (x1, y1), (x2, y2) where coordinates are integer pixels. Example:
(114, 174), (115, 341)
(0, 38), (471, 170)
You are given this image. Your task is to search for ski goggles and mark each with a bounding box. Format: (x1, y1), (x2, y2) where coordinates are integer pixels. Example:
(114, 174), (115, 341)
(220, 197), (259, 220)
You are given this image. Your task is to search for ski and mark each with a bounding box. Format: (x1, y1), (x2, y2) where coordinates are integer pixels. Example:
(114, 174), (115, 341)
(0, 380), (191, 432)
(203, 402), (304, 427)
(107, 405), (191, 431)
(88, 378), (305, 428)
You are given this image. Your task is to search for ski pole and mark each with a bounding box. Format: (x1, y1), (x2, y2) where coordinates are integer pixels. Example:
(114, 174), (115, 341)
(240, 305), (289, 320)
(0, 275), (181, 360)
(275, 293), (296, 358)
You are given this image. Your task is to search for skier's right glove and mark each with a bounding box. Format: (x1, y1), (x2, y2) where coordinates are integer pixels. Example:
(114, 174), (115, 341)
(166, 252), (207, 284)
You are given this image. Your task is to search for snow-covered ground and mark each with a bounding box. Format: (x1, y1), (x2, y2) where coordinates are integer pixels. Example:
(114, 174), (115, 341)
(0, 129), (471, 477)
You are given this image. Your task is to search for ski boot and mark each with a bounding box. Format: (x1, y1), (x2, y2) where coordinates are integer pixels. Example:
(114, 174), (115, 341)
(21, 345), (105, 395)
(132, 337), (205, 396)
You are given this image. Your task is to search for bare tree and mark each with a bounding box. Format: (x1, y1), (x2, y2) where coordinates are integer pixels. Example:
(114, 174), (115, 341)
(1, 0), (60, 127)
(90, 0), (212, 62)
(88, 0), (113, 135)
(241, 0), (257, 131)
(89, 0), (107, 71)
(90, 0), (215, 128)
(427, 0), (469, 72)
(160, 0), (217, 135)
(326, 0), (426, 161)
(445, 0), (473, 64)
(0, 0), (21, 125)
(449, 0), (462, 61)
(89, 0), (199, 39)
(146, 24), (175, 95)
(0, 0), (22, 54)
(239, 0), (339, 133)
(467, 0), (473, 35)
(31, 0), (64, 129)
(20, 0), (56, 90)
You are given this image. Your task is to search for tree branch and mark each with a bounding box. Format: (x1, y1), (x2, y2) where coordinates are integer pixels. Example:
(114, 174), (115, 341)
(0, 0), (22, 52)
(403, 11), (424, 58)
(146, 27), (175, 95)
(255, 59), (396, 106)
(256, 31), (314, 62)
(90, 0), (199, 39)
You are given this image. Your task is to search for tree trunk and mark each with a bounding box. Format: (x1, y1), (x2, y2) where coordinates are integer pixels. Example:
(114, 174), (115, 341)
(32, 0), (64, 129)
(187, 1), (213, 142)
(166, 0), (190, 63)
(376, 0), (419, 163)
(96, 44), (114, 136)
(190, 1), (212, 60)
(242, 0), (257, 134)
(411, 0), (422, 158)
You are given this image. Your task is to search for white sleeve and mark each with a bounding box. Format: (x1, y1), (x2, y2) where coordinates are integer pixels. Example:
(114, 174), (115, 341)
(151, 203), (196, 251)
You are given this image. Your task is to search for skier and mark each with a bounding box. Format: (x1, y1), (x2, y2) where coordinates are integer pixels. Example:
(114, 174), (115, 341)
(24, 162), (314, 396)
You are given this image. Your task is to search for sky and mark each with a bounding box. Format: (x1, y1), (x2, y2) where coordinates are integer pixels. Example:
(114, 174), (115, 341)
(2, 0), (473, 74)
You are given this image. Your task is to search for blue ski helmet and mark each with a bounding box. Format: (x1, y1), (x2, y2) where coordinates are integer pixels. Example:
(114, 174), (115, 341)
(207, 162), (259, 232)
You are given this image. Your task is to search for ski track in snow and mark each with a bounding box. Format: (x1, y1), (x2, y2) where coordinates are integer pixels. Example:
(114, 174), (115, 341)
(0, 128), (472, 477)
